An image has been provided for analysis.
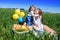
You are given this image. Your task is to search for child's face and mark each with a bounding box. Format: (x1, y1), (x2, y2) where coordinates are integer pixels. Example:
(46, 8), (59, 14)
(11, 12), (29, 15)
(34, 10), (39, 14)
(31, 6), (35, 11)
(34, 10), (39, 17)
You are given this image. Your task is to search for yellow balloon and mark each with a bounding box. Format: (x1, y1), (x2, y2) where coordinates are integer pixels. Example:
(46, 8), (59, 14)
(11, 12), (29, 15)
(15, 9), (20, 14)
(19, 12), (25, 17)
(13, 14), (19, 20)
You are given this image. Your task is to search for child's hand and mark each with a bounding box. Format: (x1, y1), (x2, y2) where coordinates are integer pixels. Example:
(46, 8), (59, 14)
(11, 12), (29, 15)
(33, 25), (39, 31)
(33, 14), (39, 17)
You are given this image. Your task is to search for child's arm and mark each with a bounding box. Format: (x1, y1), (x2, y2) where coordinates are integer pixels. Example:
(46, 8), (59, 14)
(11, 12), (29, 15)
(39, 15), (44, 24)
(28, 11), (34, 16)
(33, 25), (39, 31)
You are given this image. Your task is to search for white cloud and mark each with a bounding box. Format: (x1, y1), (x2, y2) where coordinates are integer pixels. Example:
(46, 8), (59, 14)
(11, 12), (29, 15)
(38, 6), (60, 13)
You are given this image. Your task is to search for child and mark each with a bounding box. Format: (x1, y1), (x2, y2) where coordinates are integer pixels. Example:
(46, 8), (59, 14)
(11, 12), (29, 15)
(26, 5), (36, 30)
(33, 8), (44, 36)
(28, 5), (36, 16)
(33, 8), (57, 36)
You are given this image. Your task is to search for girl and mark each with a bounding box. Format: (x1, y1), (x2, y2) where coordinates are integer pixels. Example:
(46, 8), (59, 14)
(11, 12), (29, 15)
(33, 8), (44, 36)
(26, 5), (36, 30)
(33, 8), (56, 36)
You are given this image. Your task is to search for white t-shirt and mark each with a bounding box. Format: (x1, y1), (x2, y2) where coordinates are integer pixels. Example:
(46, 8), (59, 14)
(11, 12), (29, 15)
(28, 11), (34, 16)
(34, 16), (44, 32)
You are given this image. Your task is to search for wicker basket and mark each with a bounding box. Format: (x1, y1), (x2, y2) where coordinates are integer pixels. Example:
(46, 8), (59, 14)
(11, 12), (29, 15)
(12, 28), (29, 34)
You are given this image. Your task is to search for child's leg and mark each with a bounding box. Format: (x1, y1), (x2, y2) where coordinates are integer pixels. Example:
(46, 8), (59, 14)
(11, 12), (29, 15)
(33, 25), (39, 37)
(28, 26), (33, 30)
(33, 25), (44, 36)
(33, 30), (38, 36)
(33, 25), (39, 30)
(43, 25), (56, 35)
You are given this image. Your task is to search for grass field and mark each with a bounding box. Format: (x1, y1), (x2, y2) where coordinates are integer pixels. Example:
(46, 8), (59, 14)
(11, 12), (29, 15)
(0, 8), (60, 40)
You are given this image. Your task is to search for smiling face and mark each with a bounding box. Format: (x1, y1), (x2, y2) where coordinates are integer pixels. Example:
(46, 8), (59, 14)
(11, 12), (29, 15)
(37, 8), (42, 15)
(34, 10), (39, 17)
(29, 5), (36, 12)
(31, 6), (36, 12)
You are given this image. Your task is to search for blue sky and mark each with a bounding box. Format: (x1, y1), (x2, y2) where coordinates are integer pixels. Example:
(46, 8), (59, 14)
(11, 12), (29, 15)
(0, 0), (60, 13)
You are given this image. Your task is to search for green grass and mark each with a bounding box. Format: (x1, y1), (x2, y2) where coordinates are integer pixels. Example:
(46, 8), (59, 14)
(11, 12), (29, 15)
(0, 8), (60, 40)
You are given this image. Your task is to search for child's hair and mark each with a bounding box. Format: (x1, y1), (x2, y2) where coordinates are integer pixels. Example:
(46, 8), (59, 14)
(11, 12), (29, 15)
(37, 8), (44, 24)
(37, 8), (42, 16)
(28, 5), (35, 12)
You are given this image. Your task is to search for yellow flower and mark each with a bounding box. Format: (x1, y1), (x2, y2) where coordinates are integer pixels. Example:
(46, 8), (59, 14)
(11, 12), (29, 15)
(15, 9), (20, 14)
(12, 14), (19, 20)
(19, 12), (25, 17)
